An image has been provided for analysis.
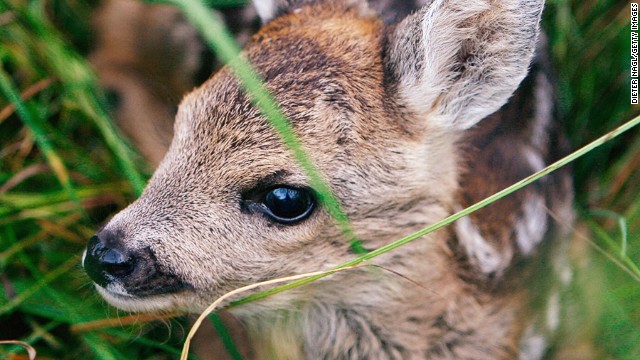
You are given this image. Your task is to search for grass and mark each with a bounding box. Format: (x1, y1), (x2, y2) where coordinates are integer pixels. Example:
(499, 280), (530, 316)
(0, 0), (638, 359)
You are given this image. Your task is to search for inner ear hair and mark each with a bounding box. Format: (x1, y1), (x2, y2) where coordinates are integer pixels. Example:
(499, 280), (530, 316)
(385, 0), (544, 130)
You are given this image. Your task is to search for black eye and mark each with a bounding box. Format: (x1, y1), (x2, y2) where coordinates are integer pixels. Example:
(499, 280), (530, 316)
(261, 187), (315, 224)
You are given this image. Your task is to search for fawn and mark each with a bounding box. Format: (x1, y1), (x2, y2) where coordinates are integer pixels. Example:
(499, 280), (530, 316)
(85, 0), (574, 358)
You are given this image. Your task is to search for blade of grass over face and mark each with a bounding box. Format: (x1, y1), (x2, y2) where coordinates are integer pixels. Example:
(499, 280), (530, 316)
(150, 0), (366, 254)
(228, 114), (640, 307)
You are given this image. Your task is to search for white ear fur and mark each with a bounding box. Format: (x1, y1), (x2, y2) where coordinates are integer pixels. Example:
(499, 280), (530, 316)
(386, 0), (544, 130)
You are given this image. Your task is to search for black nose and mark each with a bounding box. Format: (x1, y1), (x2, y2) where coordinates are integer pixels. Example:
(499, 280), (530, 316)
(84, 234), (136, 287)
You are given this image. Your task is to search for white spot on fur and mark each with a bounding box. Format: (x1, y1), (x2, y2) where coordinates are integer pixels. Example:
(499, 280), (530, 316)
(523, 147), (546, 173)
(546, 292), (560, 332)
(519, 325), (547, 360)
(552, 175), (576, 236)
(97, 285), (182, 312)
(559, 263), (573, 285)
(532, 73), (552, 149)
(515, 195), (547, 255)
(454, 211), (511, 275)
(104, 282), (130, 297)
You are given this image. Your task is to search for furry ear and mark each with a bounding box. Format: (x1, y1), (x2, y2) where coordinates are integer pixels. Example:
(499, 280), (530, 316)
(385, 0), (544, 130)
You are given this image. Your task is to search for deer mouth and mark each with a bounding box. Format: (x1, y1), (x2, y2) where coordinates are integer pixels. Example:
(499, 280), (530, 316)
(94, 284), (193, 312)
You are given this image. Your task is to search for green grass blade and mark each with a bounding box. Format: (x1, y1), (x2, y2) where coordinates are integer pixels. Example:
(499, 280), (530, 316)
(209, 313), (244, 360)
(588, 209), (629, 257)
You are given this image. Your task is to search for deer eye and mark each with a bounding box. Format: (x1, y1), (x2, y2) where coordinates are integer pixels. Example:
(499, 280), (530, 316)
(261, 187), (315, 224)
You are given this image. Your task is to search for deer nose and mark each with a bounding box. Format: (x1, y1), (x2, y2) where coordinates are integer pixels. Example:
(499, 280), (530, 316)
(84, 234), (136, 287)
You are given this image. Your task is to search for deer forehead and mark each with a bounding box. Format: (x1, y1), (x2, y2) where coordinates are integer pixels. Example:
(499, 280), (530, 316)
(166, 4), (417, 189)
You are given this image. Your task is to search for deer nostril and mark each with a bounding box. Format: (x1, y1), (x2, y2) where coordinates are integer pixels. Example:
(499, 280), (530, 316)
(84, 235), (136, 287)
(100, 248), (136, 278)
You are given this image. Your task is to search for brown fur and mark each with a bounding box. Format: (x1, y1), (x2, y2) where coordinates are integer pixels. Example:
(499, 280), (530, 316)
(85, 0), (573, 358)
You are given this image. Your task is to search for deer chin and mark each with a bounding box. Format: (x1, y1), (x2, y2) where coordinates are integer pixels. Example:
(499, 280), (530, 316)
(96, 282), (289, 316)
(95, 284), (197, 313)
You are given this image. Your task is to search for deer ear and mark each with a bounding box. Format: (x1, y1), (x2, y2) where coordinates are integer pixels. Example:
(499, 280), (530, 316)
(385, 0), (544, 130)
